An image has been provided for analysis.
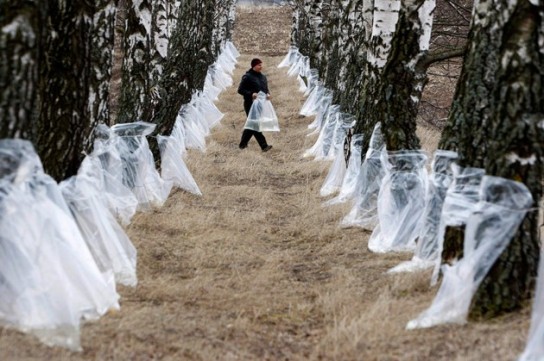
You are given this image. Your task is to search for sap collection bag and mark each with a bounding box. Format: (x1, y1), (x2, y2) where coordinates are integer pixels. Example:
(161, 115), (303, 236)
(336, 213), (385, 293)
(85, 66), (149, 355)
(244, 91), (280, 132)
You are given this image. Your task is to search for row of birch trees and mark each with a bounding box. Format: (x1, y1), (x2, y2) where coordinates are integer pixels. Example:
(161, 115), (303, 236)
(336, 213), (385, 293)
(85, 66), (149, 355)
(1, 0), (236, 181)
(290, 0), (543, 317)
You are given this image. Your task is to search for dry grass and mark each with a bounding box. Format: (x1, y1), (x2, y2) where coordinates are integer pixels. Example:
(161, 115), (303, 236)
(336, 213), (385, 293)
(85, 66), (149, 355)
(0, 6), (531, 361)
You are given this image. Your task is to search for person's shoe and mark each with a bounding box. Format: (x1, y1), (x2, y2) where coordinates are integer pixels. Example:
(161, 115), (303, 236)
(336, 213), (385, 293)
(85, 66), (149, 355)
(262, 145), (273, 152)
(239, 144), (247, 149)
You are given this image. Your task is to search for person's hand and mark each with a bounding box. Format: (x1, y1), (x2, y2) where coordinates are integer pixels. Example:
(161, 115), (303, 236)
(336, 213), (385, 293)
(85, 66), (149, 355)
(252, 93), (258, 99)
(266, 94), (271, 100)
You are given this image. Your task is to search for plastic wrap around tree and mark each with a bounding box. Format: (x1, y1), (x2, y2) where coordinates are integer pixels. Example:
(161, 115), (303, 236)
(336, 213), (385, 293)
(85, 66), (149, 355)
(307, 89), (333, 133)
(278, 46), (299, 68)
(319, 112), (354, 161)
(194, 91), (224, 129)
(389, 150), (458, 273)
(320, 146), (347, 197)
(92, 125), (138, 225)
(300, 82), (325, 117)
(304, 68), (320, 97)
(407, 176), (533, 330)
(158, 135), (202, 196)
(244, 91), (280, 132)
(303, 105), (340, 159)
(0, 139), (119, 351)
(324, 134), (364, 206)
(430, 164), (486, 285)
(287, 53), (308, 77)
(519, 248), (544, 361)
(111, 121), (170, 210)
(368, 150), (428, 253)
(60, 159), (138, 287)
(341, 123), (386, 229)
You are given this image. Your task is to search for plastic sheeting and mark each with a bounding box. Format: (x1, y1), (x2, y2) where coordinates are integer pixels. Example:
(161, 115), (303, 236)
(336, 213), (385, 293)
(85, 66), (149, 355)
(324, 134), (364, 206)
(389, 150), (458, 273)
(407, 176), (533, 329)
(307, 89), (333, 133)
(278, 46), (299, 68)
(341, 123), (386, 229)
(300, 82), (324, 117)
(519, 248), (544, 361)
(368, 150), (428, 253)
(111, 121), (170, 210)
(0, 139), (119, 351)
(320, 147), (347, 197)
(158, 135), (202, 195)
(303, 105), (339, 159)
(430, 164), (486, 285)
(244, 91), (280, 132)
(60, 160), (138, 287)
(92, 125), (139, 225)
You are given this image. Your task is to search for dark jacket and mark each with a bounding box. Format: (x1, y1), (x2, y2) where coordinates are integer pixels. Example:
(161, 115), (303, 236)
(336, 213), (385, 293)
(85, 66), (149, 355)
(237, 69), (269, 104)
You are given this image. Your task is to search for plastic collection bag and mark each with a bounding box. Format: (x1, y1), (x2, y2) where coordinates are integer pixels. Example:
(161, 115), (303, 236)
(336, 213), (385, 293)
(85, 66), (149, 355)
(0, 139), (119, 351)
(158, 135), (202, 195)
(389, 150), (458, 273)
(304, 105), (340, 159)
(278, 45), (299, 68)
(407, 176), (533, 330)
(368, 150), (428, 253)
(300, 82), (325, 117)
(244, 91), (280, 132)
(320, 146), (347, 197)
(319, 112), (354, 161)
(307, 89), (333, 132)
(519, 248), (544, 361)
(112, 122), (170, 210)
(60, 156), (138, 286)
(430, 164), (486, 285)
(324, 134), (364, 206)
(341, 123), (386, 229)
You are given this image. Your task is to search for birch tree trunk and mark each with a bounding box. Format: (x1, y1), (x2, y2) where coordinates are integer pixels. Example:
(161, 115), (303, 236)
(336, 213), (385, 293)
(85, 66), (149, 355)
(117, 0), (152, 123)
(0, 2), (44, 140)
(37, 1), (95, 181)
(90, 0), (119, 126)
(470, 0), (543, 318)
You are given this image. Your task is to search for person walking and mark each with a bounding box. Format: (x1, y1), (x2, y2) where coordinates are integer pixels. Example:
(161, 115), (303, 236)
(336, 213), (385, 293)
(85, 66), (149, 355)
(237, 58), (273, 152)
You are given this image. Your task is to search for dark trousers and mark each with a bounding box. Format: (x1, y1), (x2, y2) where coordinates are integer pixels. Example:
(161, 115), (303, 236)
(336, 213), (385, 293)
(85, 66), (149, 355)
(240, 100), (268, 150)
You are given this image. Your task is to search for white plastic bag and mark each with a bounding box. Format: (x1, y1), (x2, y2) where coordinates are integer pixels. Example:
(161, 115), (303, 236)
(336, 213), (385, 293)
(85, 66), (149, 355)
(320, 147), (347, 197)
(324, 134), (364, 206)
(389, 150), (458, 273)
(158, 135), (202, 195)
(341, 123), (386, 229)
(430, 164), (486, 285)
(278, 45), (299, 68)
(368, 150), (428, 253)
(407, 176), (533, 329)
(244, 91), (280, 132)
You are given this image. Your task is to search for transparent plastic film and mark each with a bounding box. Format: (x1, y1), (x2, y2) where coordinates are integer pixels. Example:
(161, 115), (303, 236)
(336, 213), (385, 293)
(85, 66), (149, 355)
(368, 150), (428, 253)
(407, 176), (533, 330)
(278, 45), (299, 68)
(389, 150), (458, 273)
(244, 91), (280, 132)
(430, 164), (485, 284)
(303, 105), (340, 159)
(320, 148), (347, 197)
(158, 135), (202, 196)
(341, 123), (386, 229)
(324, 134), (363, 206)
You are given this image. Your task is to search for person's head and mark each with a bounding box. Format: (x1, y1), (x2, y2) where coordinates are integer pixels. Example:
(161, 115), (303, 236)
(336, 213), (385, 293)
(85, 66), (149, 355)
(251, 58), (263, 72)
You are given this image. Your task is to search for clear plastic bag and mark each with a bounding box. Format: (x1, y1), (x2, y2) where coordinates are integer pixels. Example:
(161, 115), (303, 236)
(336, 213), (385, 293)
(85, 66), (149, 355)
(303, 105), (340, 159)
(244, 91), (280, 132)
(0, 139), (119, 350)
(320, 147), (347, 197)
(300, 82), (324, 117)
(341, 123), (386, 229)
(111, 122), (170, 210)
(407, 176), (533, 329)
(278, 46), (299, 68)
(368, 150), (428, 253)
(60, 165), (138, 287)
(307, 90), (333, 132)
(389, 150), (458, 273)
(324, 134), (364, 206)
(158, 135), (202, 195)
(430, 164), (486, 284)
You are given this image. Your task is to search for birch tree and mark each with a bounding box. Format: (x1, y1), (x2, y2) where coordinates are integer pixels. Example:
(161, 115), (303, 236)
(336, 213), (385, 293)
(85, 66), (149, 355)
(36, 1), (95, 181)
(0, 1), (44, 141)
(438, 0), (543, 317)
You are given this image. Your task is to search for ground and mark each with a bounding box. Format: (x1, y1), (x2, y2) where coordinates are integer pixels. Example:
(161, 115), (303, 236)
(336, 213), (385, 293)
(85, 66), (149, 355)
(0, 5), (531, 361)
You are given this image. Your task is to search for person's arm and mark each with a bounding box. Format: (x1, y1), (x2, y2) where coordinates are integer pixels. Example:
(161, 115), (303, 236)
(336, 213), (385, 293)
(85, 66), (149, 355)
(237, 75), (253, 98)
